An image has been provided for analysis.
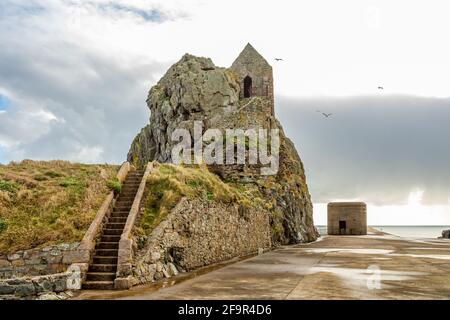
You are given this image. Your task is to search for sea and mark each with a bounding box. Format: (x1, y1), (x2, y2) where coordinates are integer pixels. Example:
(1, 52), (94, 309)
(315, 225), (450, 239)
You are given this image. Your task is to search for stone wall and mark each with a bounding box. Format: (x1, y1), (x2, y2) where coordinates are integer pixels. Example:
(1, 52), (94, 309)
(130, 197), (271, 285)
(0, 243), (80, 279)
(0, 272), (72, 300)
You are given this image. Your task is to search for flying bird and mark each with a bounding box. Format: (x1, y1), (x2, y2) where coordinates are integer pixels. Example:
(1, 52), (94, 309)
(316, 110), (332, 118)
(378, 86), (384, 90)
(274, 58), (283, 61)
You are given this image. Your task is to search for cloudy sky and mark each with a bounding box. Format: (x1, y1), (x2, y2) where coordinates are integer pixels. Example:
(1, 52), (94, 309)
(1, 0), (449, 224)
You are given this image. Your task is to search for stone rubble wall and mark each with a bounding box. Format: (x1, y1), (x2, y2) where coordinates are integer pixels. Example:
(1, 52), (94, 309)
(0, 243), (80, 280)
(130, 197), (271, 285)
(0, 272), (73, 300)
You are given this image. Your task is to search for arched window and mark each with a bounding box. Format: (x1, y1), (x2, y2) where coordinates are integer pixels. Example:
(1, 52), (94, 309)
(243, 76), (252, 98)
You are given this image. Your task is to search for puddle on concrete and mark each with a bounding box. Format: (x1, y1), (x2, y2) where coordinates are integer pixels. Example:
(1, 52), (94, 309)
(409, 247), (450, 251)
(390, 253), (450, 260)
(308, 265), (425, 291)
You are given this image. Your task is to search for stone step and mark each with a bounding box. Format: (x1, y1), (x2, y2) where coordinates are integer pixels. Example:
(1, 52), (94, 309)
(93, 256), (118, 264)
(115, 203), (133, 208)
(111, 212), (129, 218)
(121, 185), (140, 189)
(103, 229), (123, 236)
(117, 196), (136, 201)
(85, 272), (116, 282)
(127, 173), (144, 177)
(113, 209), (131, 215)
(100, 235), (121, 242)
(114, 204), (132, 209)
(116, 196), (136, 200)
(120, 187), (139, 191)
(121, 188), (139, 192)
(95, 249), (118, 257)
(120, 190), (139, 195)
(82, 281), (114, 290)
(109, 217), (127, 223)
(123, 183), (141, 187)
(97, 242), (119, 249)
(115, 201), (134, 206)
(124, 182), (141, 185)
(105, 222), (125, 229)
(119, 193), (138, 198)
(114, 206), (133, 211)
(122, 183), (141, 187)
(89, 264), (117, 273)
(112, 209), (130, 213)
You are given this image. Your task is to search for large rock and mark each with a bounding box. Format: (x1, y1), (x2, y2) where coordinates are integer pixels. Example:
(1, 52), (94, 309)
(442, 229), (450, 239)
(128, 53), (318, 245)
(128, 54), (240, 165)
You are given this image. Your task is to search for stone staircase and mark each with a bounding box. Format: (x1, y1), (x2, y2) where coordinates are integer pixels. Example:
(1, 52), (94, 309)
(82, 169), (144, 290)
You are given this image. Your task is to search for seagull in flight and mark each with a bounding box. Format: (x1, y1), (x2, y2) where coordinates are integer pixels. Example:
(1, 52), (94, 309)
(316, 110), (332, 118)
(274, 58), (283, 61)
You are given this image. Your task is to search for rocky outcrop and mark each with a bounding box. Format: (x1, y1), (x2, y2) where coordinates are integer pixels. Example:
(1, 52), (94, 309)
(442, 229), (450, 239)
(128, 52), (318, 245)
(128, 54), (240, 165)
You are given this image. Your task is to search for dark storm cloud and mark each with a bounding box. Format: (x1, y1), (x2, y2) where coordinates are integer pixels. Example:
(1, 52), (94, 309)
(0, 39), (164, 162)
(276, 95), (450, 206)
(0, 0), (172, 163)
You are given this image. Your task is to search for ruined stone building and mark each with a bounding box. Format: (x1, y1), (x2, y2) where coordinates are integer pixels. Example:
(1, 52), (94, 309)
(327, 202), (367, 235)
(230, 43), (274, 115)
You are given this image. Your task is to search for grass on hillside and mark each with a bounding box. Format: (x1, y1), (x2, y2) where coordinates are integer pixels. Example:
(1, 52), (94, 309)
(135, 163), (265, 239)
(0, 160), (118, 254)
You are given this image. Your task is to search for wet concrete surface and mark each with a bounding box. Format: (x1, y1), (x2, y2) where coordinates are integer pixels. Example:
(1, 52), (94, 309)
(75, 231), (450, 300)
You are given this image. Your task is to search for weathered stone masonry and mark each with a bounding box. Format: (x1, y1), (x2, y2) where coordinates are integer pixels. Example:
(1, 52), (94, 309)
(327, 202), (367, 235)
(130, 197), (272, 285)
(0, 243), (80, 279)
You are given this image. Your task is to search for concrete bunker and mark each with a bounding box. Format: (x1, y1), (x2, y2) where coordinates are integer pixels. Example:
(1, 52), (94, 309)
(327, 202), (367, 235)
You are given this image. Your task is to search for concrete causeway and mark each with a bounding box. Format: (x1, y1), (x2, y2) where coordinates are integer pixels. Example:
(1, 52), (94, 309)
(75, 231), (450, 300)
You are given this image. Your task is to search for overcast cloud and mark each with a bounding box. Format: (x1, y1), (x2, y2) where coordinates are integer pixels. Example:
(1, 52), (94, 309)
(277, 95), (450, 206)
(0, 1), (449, 216)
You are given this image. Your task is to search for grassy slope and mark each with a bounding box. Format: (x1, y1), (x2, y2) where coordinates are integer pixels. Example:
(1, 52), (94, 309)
(135, 163), (266, 241)
(0, 160), (118, 254)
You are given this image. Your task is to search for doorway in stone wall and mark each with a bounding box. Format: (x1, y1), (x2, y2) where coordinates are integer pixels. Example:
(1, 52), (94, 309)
(339, 220), (347, 235)
(244, 76), (252, 98)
